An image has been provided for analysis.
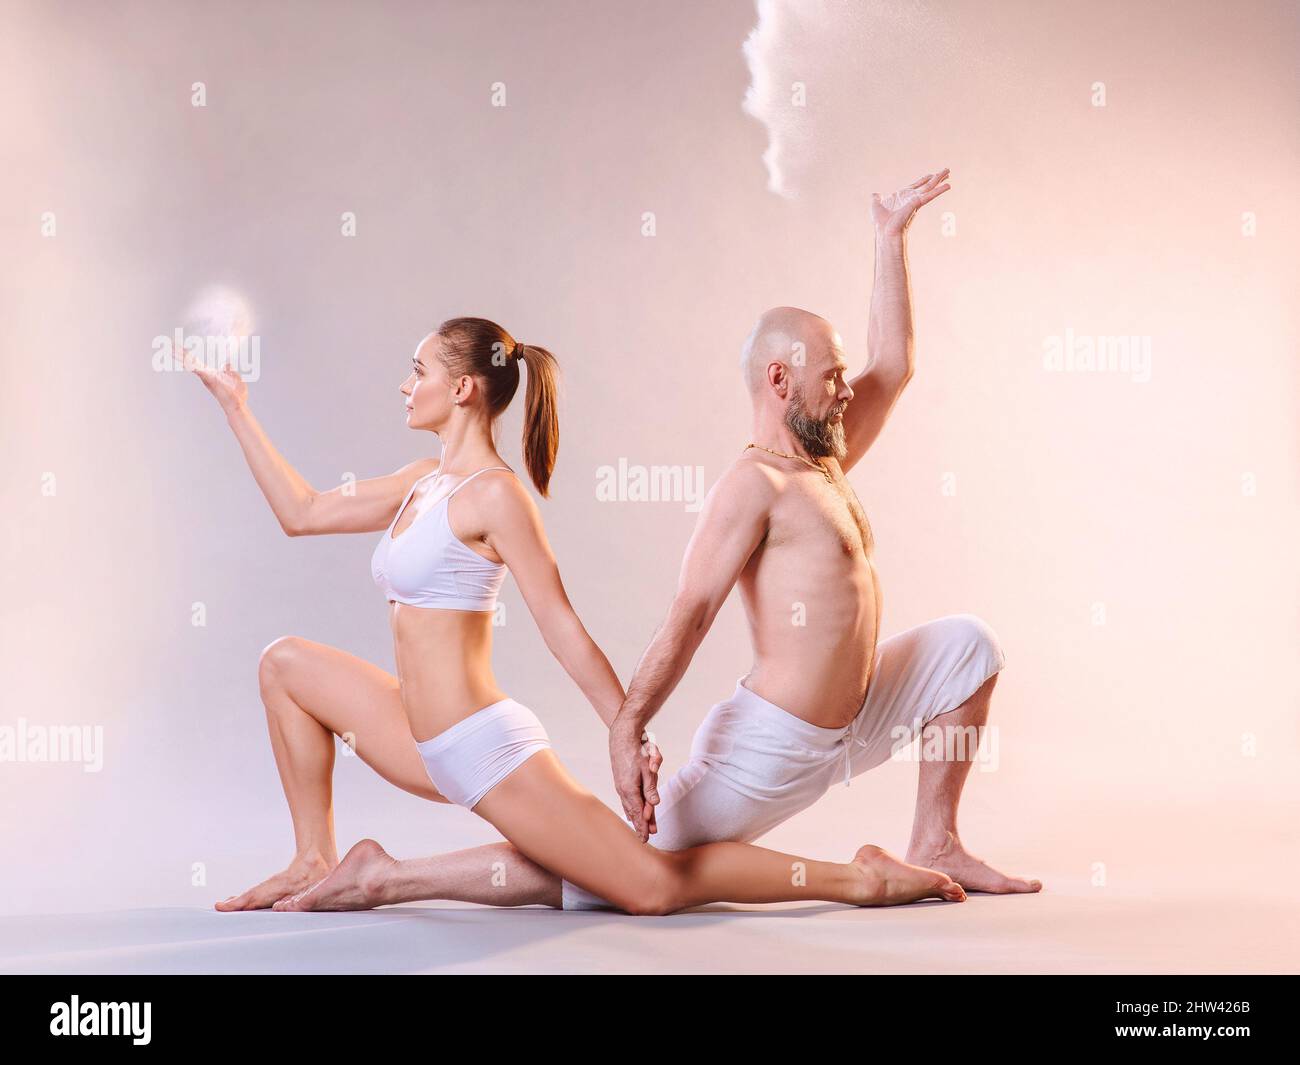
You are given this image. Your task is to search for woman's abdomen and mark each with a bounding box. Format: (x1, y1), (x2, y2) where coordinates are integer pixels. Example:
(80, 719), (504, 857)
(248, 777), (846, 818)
(389, 604), (505, 739)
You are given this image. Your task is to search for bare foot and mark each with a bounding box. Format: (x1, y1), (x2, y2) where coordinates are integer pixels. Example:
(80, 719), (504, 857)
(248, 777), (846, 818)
(214, 854), (334, 911)
(272, 839), (396, 912)
(851, 844), (967, 905)
(906, 832), (1042, 894)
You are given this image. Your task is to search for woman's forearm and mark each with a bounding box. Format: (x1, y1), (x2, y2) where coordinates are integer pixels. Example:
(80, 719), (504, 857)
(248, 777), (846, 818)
(224, 403), (319, 535)
(546, 614), (625, 727)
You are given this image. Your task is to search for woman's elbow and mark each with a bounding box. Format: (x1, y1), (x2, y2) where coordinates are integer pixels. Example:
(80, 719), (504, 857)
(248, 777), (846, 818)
(279, 496), (319, 537)
(278, 513), (315, 537)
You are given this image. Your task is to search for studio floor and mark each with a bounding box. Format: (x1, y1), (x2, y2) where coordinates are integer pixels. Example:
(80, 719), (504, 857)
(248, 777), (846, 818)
(2, 873), (1294, 975)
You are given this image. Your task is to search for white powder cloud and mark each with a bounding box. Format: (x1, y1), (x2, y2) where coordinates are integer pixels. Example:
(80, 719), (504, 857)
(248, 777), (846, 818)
(741, 0), (966, 198)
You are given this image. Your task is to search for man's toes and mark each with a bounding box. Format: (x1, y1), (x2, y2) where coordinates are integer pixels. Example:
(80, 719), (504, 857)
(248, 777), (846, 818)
(989, 873), (1040, 894)
(274, 892), (304, 912)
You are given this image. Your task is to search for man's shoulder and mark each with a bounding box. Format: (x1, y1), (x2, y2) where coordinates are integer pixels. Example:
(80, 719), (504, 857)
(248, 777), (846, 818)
(710, 451), (786, 503)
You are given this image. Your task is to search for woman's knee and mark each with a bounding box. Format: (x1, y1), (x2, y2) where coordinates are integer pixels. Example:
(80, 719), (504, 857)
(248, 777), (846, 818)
(258, 634), (308, 692)
(612, 853), (687, 917)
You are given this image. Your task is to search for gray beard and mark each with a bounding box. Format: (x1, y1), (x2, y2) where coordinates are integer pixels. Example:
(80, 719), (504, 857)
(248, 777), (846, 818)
(785, 389), (846, 460)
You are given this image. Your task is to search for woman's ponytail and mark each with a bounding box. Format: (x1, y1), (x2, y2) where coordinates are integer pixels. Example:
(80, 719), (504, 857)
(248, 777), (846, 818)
(515, 343), (559, 497)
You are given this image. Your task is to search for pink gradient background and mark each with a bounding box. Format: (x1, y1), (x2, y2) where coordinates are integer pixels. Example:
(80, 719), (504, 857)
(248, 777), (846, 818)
(1, 0), (1296, 960)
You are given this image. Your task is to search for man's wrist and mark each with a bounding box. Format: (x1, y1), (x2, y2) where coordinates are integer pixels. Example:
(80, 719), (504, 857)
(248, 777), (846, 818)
(611, 708), (648, 737)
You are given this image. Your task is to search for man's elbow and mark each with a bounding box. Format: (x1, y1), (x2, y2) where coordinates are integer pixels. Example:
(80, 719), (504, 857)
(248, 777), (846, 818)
(872, 359), (914, 391)
(669, 594), (716, 640)
(863, 366), (914, 414)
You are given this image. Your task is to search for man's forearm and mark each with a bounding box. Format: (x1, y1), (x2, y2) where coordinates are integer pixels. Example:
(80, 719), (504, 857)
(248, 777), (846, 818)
(615, 601), (709, 733)
(867, 232), (915, 380)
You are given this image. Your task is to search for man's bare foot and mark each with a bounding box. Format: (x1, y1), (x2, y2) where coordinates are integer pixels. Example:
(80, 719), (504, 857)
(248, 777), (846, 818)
(906, 832), (1042, 894)
(851, 844), (967, 905)
(272, 839), (396, 912)
(214, 853), (334, 912)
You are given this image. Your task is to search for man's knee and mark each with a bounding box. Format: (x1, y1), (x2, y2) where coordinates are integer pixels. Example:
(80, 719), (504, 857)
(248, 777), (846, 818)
(944, 613), (1006, 676)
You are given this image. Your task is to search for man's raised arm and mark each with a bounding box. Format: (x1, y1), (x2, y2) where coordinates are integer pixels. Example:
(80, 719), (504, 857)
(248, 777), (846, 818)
(608, 461), (775, 839)
(841, 167), (951, 472)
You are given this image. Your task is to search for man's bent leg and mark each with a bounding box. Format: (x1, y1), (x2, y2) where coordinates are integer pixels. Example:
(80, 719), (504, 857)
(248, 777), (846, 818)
(905, 670), (1040, 893)
(906, 672), (996, 860)
(846, 613), (1041, 894)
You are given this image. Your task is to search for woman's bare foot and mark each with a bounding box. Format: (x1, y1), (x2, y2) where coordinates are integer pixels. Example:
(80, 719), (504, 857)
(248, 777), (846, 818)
(906, 831), (1042, 894)
(272, 839), (396, 912)
(214, 853), (334, 911)
(851, 844), (967, 905)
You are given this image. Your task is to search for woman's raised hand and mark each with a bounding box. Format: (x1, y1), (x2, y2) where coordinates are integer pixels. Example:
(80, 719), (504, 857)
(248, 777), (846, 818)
(178, 339), (249, 414)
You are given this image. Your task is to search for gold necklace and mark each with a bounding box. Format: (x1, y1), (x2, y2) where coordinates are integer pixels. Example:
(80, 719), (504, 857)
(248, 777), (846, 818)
(745, 442), (833, 483)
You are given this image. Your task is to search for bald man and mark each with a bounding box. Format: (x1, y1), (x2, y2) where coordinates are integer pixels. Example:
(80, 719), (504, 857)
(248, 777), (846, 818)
(278, 170), (1040, 914)
(582, 167), (1039, 907)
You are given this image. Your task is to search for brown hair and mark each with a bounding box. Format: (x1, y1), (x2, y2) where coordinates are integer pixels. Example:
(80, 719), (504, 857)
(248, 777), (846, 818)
(434, 317), (560, 496)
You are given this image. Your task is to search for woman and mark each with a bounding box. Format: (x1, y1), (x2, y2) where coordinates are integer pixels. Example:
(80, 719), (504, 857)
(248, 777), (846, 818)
(194, 317), (965, 915)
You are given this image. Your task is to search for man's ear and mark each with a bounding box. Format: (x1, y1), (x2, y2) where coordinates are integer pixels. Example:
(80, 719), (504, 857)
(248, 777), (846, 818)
(767, 360), (789, 399)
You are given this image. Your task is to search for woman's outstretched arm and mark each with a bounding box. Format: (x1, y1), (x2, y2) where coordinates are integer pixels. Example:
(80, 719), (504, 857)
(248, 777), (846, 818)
(189, 359), (436, 536)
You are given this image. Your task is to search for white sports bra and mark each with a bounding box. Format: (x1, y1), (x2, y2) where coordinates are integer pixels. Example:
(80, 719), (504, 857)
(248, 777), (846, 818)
(370, 466), (511, 611)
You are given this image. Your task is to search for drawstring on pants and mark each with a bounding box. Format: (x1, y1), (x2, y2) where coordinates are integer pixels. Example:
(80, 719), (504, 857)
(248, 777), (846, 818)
(841, 730), (869, 787)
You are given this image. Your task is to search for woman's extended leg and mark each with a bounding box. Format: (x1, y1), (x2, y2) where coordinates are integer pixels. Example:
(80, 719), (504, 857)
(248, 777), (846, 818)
(216, 635), (451, 911)
(469, 751), (964, 914)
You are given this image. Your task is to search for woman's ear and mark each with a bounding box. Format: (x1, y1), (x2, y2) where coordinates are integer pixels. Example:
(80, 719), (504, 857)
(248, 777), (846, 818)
(453, 374), (476, 405)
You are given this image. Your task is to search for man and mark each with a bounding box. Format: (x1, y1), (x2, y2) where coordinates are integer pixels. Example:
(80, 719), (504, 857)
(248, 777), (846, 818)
(278, 168), (1040, 913)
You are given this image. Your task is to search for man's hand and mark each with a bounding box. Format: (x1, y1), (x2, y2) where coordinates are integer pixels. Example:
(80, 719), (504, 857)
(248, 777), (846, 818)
(609, 716), (662, 842)
(871, 168), (950, 237)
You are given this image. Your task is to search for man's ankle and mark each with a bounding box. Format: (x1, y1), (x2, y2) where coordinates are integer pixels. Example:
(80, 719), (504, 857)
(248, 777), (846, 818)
(908, 828), (959, 860)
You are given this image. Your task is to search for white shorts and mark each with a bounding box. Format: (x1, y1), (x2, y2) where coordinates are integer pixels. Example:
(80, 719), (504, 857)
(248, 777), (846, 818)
(562, 613), (1006, 909)
(415, 698), (551, 810)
